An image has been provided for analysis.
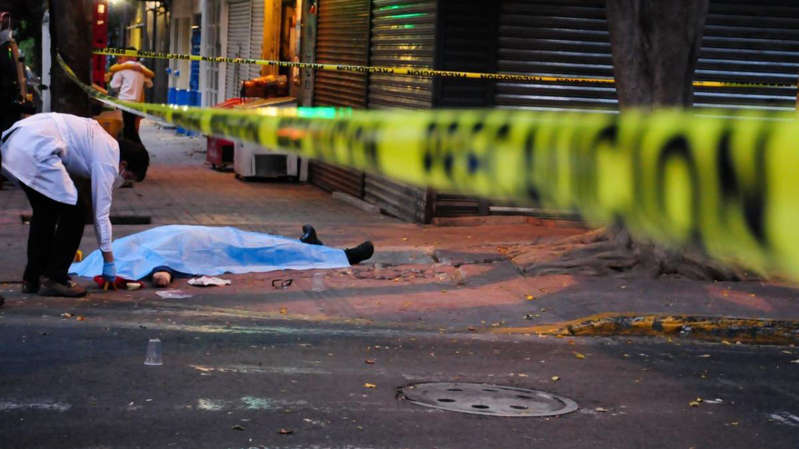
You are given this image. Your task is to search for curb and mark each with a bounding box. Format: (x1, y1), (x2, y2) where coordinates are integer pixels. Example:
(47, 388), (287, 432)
(492, 313), (799, 345)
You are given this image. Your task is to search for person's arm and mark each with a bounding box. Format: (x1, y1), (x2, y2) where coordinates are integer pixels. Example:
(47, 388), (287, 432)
(108, 72), (123, 97)
(90, 160), (116, 259)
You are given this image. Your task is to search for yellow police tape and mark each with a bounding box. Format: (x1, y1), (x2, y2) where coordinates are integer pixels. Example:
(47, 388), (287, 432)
(59, 54), (799, 279)
(94, 47), (795, 89)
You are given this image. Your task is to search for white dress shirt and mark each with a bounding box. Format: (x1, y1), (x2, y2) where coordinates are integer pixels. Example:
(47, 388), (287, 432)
(1, 113), (120, 253)
(109, 62), (153, 101)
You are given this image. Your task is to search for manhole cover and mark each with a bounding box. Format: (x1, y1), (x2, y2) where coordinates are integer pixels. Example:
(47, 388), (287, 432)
(400, 382), (578, 417)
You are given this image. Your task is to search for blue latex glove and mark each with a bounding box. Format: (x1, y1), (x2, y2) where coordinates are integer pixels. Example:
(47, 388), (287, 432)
(102, 262), (116, 283)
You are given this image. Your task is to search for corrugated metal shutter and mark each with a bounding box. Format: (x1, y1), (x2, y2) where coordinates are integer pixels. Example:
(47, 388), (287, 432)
(313, 0), (371, 107)
(249, 0), (265, 80)
(494, 0), (799, 112)
(434, 1), (498, 108)
(695, 1), (799, 110)
(431, 2), (498, 217)
(365, 174), (430, 223)
(308, 162), (365, 197)
(365, 0), (437, 223)
(225, 0), (252, 98)
(495, 0), (616, 111)
(308, 0), (370, 199)
(368, 0), (437, 108)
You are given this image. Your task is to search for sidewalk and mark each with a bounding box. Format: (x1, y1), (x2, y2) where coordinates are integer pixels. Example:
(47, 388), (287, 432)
(2, 121), (798, 344)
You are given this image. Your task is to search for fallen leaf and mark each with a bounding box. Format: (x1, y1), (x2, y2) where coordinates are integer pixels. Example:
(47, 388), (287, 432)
(364, 383), (376, 389)
(278, 428), (294, 435)
(689, 401), (700, 407)
(573, 352), (585, 359)
(279, 307), (287, 314)
(722, 340), (731, 345)
(232, 424), (245, 431)
(76, 316), (85, 321)
(551, 376), (560, 382)
(518, 373), (528, 377)
(364, 359), (375, 365)
(525, 295), (534, 301)
(60, 313), (72, 318)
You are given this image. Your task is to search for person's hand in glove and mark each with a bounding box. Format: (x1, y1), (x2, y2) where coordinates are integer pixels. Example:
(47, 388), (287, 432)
(102, 261), (117, 289)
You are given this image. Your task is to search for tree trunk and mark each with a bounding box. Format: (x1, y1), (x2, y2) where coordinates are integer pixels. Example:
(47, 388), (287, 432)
(517, 1), (754, 280)
(49, 0), (92, 116)
(606, 0), (708, 108)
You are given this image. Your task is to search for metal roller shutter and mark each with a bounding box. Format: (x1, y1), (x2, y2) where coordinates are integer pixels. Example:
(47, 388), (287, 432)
(434, 1), (498, 108)
(225, 0), (252, 98)
(696, 1), (799, 110)
(368, 0), (437, 108)
(308, 162), (365, 197)
(431, 2), (499, 217)
(313, 0), (371, 107)
(249, 0), (265, 80)
(495, 0), (616, 111)
(495, 0), (799, 112)
(309, 0), (370, 199)
(365, 0), (437, 223)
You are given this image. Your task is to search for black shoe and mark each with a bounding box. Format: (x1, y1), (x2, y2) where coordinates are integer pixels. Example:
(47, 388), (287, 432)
(344, 241), (374, 265)
(300, 224), (324, 246)
(21, 280), (39, 294)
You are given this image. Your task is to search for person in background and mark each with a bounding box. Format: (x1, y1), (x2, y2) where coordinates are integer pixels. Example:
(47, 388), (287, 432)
(0, 11), (28, 134)
(108, 47), (153, 146)
(0, 113), (149, 297)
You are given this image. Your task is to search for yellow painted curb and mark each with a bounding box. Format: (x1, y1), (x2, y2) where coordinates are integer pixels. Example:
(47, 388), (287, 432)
(494, 313), (799, 345)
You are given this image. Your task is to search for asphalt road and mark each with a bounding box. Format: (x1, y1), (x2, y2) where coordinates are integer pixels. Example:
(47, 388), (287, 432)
(1, 305), (798, 449)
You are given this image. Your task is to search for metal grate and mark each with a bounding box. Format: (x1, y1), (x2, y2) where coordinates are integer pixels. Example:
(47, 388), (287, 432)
(400, 382), (579, 417)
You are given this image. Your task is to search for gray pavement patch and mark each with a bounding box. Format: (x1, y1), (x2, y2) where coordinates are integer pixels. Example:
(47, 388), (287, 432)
(769, 411), (799, 427)
(189, 364), (331, 375)
(0, 399), (72, 412)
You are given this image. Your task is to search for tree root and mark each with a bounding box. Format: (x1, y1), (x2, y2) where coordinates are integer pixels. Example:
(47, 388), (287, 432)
(515, 227), (757, 281)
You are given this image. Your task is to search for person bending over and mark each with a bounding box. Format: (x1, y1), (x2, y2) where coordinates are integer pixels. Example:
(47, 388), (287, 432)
(1, 113), (149, 297)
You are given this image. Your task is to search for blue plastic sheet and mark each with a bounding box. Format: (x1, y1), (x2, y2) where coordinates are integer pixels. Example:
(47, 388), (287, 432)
(69, 225), (350, 280)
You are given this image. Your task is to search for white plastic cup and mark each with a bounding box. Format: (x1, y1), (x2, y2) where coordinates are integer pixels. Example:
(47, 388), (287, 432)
(144, 338), (163, 366)
(311, 272), (326, 292)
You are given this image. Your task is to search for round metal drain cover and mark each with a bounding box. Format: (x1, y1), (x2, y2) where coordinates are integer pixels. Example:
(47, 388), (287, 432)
(401, 382), (578, 417)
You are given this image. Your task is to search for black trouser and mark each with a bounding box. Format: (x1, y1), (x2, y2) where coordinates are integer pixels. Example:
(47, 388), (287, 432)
(122, 110), (142, 145)
(21, 185), (85, 285)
